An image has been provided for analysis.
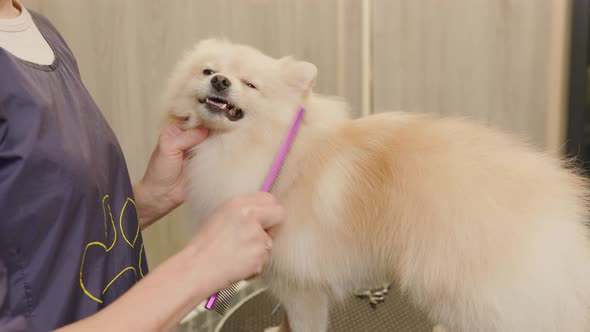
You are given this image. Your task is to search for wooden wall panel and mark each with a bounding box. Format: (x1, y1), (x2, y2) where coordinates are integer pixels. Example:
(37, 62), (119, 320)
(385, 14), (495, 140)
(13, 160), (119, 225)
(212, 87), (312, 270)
(372, 0), (568, 149)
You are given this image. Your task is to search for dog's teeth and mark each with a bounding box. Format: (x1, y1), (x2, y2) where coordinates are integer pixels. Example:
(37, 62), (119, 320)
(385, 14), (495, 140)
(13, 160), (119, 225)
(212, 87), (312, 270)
(206, 98), (228, 110)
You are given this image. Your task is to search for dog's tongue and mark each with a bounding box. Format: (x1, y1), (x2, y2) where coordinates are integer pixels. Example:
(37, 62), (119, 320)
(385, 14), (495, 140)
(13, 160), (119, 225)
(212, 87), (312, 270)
(206, 98), (227, 110)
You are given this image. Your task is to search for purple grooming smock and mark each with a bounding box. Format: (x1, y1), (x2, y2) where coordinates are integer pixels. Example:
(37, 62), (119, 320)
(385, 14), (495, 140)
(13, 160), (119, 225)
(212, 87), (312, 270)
(0, 11), (149, 331)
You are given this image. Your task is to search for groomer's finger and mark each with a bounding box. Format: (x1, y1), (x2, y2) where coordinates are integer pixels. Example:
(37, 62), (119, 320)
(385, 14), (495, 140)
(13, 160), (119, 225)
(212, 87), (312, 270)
(160, 120), (209, 154)
(265, 225), (281, 238)
(251, 204), (286, 231)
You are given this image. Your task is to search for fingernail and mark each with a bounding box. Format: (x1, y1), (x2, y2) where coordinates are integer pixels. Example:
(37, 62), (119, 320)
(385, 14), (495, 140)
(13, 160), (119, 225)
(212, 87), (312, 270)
(266, 239), (272, 249)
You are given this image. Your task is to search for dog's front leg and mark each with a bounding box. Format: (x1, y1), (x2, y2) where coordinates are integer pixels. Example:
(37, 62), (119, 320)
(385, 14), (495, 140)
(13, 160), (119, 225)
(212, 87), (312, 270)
(278, 289), (329, 332)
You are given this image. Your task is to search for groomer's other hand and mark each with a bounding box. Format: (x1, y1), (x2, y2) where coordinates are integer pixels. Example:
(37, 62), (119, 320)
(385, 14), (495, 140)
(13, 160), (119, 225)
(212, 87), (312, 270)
(55, 192), (285, 332)
(134, 118), (209, 229)
(186, 192), (285, 290)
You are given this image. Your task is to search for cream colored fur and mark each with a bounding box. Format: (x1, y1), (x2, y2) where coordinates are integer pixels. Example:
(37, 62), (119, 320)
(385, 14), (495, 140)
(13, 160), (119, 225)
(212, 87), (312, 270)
(164, 39), (590, 332)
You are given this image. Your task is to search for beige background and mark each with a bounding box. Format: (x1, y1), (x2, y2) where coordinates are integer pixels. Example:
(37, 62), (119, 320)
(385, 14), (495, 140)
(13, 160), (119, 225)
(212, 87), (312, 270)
(23, 0), (571, 267)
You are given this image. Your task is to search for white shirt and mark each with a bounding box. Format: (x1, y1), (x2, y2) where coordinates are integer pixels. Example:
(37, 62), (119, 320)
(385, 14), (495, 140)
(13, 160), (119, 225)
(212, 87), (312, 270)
(0, 0), (54, 65)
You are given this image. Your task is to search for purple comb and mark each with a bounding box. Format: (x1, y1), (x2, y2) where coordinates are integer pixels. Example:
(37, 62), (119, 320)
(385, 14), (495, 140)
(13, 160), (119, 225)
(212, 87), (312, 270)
(205, 107), (305, 314)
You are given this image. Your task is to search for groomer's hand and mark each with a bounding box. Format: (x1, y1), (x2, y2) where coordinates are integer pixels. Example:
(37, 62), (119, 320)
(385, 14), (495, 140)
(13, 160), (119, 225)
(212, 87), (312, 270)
(55, 192), (284, 332)
(186, 192), (285, 290)
(134, 118), (209, 229)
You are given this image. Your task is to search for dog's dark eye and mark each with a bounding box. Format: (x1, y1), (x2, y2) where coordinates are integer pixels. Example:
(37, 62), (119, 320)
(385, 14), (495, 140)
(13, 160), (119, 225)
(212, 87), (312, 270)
(245, 82), (257, 89)
(203, 69), (214, 76)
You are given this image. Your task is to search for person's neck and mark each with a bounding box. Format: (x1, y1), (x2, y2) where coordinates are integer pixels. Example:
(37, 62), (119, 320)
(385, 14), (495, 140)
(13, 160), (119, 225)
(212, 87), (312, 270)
(0, 0), (20, 19)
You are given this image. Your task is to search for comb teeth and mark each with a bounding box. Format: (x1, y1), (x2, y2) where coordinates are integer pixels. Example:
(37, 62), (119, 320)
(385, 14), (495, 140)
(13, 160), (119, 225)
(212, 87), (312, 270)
(210, 282), (239, 315)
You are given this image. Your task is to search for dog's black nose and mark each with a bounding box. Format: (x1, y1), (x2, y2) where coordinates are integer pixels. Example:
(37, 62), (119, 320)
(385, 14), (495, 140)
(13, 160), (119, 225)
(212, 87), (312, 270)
(211, 75), (231, 92)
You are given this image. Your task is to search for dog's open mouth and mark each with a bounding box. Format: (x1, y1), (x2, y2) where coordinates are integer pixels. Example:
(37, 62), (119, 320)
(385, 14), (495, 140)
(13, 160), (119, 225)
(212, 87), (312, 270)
(198, 96), (244, 121)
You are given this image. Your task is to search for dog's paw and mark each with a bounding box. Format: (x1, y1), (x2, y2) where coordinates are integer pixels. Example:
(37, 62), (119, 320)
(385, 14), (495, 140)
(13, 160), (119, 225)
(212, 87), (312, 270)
(264, 327), (280, 332)
(354, 283), (391, 309)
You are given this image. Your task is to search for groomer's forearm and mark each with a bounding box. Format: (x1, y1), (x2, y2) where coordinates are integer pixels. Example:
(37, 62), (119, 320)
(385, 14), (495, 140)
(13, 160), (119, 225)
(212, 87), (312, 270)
(133, 181), (172, 230)
(54, 245), (218, 332)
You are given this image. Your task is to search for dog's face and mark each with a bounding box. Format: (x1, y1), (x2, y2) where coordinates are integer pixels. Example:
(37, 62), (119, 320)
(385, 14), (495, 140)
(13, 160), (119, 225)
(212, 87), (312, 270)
(166, 39), (318, 131)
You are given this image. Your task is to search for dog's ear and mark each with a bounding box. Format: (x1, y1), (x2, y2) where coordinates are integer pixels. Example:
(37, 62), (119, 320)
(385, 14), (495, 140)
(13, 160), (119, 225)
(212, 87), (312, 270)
(279, 56), (318, 95)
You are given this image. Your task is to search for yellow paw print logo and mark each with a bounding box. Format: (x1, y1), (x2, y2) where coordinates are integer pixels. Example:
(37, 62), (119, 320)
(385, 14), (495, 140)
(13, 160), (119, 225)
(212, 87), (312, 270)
(79, 195), (145, 304)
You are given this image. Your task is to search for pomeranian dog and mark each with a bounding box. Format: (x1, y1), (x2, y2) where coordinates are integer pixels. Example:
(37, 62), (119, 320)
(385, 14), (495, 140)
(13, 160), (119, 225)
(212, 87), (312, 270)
(163, 39), (590, 332)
